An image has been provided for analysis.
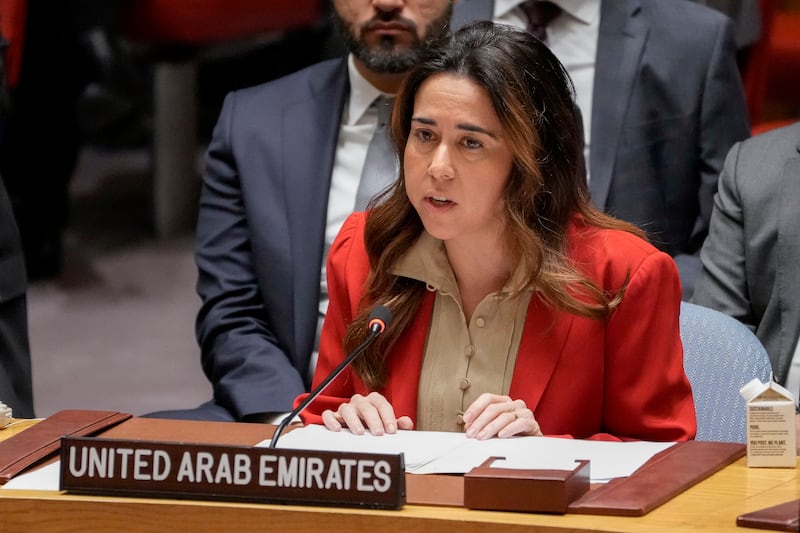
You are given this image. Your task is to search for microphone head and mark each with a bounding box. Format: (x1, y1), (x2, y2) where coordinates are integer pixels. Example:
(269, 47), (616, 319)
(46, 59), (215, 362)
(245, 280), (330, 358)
(367, 305), (392, 333)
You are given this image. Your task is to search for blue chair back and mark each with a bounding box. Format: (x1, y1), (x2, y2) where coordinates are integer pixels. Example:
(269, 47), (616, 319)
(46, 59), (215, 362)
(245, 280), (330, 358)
(680, 302), (772, 442)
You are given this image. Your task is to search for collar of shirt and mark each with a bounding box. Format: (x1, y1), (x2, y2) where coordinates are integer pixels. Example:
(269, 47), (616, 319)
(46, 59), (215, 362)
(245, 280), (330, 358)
(390, 231), (532, 298)
(345, 54), (393, 126)
(494, 0), (599, 26)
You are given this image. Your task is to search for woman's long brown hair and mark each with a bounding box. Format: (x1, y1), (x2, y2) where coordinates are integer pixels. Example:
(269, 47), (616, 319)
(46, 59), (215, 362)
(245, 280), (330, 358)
(346, 22), (645, 389)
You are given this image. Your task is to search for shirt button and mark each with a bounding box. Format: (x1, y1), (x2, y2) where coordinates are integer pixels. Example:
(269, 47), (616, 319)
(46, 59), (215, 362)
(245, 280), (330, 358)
(460, 378), (471, 390)
(475, 317), (486, 328)
(465, 345), (475, 357)
(456, 414), (465, 425)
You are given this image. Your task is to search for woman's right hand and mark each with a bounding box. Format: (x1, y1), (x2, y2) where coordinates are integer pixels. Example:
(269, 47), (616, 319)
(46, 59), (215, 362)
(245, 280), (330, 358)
(321, 392), (414, 435)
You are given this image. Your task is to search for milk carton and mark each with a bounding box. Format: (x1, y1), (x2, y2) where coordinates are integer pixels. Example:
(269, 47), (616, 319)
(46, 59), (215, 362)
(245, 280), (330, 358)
(739, 376), (797, 467)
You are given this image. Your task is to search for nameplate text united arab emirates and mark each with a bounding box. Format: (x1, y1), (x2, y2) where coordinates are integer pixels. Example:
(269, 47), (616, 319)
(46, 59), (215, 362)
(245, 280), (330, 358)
(59, 436), (405, 509)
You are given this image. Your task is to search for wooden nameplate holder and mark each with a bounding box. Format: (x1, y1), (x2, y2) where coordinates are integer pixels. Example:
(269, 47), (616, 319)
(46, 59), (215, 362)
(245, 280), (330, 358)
(464, 457), (590, 513)
(60, 436), (406, 510)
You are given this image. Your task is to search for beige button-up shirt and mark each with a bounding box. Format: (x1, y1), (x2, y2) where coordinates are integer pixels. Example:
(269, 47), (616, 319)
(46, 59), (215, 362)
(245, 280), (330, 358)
(391, 232), (533, 432)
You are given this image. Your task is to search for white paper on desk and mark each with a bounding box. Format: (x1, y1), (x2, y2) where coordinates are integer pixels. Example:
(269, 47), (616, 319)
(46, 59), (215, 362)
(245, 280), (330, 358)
(259, 425), (467, 471)
(1, 461), (61, 491)
(488, 439), (675, 482)
(260, 426), (675, 483)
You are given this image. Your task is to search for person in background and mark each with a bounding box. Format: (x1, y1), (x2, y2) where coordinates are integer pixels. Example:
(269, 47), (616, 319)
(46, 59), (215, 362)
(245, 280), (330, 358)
(0, 22), (34, 419)
(0, 1), (141, 280)
(692, 121), (800, 445)
(147, 0), (456, 423)
(0, 176), (34, 419)
(301, 22), (696, 441)
(451, 0), (750, 298)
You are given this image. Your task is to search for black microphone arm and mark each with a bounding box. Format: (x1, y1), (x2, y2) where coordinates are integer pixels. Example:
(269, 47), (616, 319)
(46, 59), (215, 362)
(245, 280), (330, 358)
(269, 305), (392, 448)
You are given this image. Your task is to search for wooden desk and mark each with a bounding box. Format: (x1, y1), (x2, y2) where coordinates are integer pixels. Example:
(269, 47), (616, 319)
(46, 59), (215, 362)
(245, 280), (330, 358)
(0, 420), (797, 532)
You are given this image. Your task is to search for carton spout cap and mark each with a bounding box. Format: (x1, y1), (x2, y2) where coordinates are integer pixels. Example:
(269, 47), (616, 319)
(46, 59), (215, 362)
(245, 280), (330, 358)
(739, 377), (764, 401)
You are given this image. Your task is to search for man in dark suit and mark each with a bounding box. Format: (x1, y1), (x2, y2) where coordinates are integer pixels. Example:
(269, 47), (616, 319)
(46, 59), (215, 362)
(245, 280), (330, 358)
(693, 122), (800, 403)
(0, 178), (34, 418)
(148, 0), (455, 422)
(452, 0), (750, 297)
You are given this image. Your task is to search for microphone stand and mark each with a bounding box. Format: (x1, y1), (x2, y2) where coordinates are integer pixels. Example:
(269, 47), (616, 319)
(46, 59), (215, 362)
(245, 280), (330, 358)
(269, 321), (386, 448)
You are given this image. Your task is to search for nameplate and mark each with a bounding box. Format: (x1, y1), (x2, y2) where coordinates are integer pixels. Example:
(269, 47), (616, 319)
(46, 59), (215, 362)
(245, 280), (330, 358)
(59, 436), (405, 509)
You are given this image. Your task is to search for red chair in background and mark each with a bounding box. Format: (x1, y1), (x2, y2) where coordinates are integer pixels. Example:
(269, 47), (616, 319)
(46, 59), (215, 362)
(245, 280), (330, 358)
(751, 117), (796, 136)
(0, 0), (26, 90)
(741, 0), (777, 127)
(125, 0), (320, 46)
(743, 0), (800, 135)
(766, 10), (800, 108)
(122, 0), (324, 237)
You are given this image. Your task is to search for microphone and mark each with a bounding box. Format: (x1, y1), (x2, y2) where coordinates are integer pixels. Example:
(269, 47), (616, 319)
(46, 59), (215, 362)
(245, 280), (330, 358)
(269, 305), (392, 448)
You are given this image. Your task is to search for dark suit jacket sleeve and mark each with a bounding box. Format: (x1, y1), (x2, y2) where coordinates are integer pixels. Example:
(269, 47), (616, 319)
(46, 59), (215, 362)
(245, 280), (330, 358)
(691, 141), (753, 327)
(0, 179), (34, 418)
(693, 123), (800, 383)
(195, 92), (306, 420)
(676, 14), (750, 296)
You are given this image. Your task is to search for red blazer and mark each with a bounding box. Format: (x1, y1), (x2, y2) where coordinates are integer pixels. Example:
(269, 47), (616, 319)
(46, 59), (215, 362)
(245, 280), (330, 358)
(298, 213), (696, 441)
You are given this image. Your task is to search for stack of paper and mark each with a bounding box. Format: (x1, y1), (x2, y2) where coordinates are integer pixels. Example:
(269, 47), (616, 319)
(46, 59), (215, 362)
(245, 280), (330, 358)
(262, 426), (675, 483)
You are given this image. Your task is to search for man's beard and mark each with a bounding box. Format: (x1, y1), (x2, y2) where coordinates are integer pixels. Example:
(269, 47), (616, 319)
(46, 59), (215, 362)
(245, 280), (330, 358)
(332, 4), (453, 74)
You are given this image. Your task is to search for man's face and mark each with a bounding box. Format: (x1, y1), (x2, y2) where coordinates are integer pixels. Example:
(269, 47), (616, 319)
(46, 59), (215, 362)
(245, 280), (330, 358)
(332, 0), (453, 73)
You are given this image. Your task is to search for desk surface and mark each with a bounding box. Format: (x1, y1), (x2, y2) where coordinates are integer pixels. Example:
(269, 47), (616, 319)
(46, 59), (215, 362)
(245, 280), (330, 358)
(0, 419), (797, 533)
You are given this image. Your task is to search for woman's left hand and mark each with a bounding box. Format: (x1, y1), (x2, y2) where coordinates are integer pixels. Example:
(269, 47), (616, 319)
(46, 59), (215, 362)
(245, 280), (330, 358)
(462, 393), (543, 439)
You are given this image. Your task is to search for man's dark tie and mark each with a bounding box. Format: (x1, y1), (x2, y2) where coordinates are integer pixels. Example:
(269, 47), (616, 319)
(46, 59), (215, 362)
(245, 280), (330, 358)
(521, 0), (562, 43)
